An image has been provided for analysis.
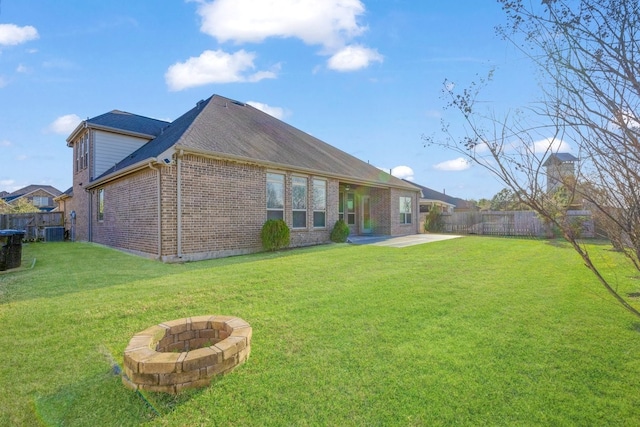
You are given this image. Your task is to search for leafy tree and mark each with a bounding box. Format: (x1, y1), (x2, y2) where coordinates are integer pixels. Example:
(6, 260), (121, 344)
(10, 198), (40, 213)
(425, 0), (640, 317)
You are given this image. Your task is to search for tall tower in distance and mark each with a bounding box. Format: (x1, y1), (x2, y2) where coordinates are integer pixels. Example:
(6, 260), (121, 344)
(543, 153), (578, 193)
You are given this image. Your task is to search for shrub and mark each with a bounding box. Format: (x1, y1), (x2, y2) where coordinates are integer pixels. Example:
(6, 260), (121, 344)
(330, 219), (350, 243)
(424, 207), (445, 232)
(260, 219), (290, 251)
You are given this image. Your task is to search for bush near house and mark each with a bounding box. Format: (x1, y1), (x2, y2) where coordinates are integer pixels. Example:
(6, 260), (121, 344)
(330, 219), (350, 243)
(260, 219), (290, 251)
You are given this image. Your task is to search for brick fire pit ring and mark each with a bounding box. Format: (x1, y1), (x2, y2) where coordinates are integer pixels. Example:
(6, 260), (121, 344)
(122, 315), (251, 394)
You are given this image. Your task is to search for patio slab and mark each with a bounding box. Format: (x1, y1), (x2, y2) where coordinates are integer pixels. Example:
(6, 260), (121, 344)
(347, 234), (462, 248)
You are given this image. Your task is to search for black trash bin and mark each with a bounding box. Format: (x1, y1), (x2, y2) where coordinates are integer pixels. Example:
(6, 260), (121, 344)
(0, 229), (25, 271)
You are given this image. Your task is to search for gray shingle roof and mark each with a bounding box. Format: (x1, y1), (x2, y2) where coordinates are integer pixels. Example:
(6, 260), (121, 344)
(6, 185), (63, 198)
(408, 180), (466, 207)
(88, 110), (169, 137)
(97, 95), (417, 190)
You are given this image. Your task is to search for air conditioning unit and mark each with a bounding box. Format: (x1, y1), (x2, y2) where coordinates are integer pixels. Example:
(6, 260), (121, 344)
(45, 226), (65, 242)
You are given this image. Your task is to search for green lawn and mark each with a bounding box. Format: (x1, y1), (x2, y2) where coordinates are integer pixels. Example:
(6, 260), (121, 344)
(2, 237), (640, 426)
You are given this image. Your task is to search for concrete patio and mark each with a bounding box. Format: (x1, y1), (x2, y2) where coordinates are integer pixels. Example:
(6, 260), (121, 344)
(347, 233), (462, 248)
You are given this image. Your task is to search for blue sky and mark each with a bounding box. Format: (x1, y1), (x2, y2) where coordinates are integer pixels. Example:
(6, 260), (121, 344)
(0, 0), (557, 200)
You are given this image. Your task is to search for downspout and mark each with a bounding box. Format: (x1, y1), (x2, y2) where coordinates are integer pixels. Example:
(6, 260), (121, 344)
(177, 150), (183, 259)
(148, 162), (162, 259)
(87, 188), (92, 242)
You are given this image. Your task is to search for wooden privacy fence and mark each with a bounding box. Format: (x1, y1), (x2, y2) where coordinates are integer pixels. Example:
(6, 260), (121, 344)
(0, 212), (65, 241)
(440, 210), (594, 238)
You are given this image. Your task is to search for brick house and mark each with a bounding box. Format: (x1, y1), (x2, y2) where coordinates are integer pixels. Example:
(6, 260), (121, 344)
(62, 94), (420, 262)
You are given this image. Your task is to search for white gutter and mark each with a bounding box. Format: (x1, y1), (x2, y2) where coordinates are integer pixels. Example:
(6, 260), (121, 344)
(67, 121), (156, 146)
(85, 158), (158, 190)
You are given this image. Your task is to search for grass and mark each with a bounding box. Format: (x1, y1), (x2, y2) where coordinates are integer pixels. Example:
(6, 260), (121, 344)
(1, 237), (640, 426)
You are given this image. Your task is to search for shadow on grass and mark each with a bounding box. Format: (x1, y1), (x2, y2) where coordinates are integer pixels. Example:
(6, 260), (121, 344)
(34, 370), (158, 426)
(33, 367), (205, 426)
(1, 241), (351, 304)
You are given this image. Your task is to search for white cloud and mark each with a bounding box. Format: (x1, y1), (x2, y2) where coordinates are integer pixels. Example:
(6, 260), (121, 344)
(165, 49), (277, 91)
(0, 179), (18, 192)
(531, 137), (571, 154)
(434, 157), (471, 171)
(0, 76), (7, 88)
(196, 0), (366, 50)
(0, 140), (11, 147)
(377, 165), (414, 181)
(16, 64), (31, 73)
(0, 24), (39, 46)
(47, 114), (82, 135)
(391, 165), (414, 180)
(327, 45), (383, 72)
(246, 101), (286, 120)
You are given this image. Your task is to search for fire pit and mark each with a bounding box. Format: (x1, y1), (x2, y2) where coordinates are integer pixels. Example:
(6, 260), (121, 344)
(122, 315), (251, 394)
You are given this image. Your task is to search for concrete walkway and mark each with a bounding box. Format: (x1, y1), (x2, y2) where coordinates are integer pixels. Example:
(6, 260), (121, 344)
(347, 233), (462, 248)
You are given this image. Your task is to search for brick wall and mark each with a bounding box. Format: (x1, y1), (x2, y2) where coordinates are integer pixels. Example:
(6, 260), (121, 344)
(70, 148), (417, 261)
(390, 187), (420, 236)
(91, 168), (159, 255)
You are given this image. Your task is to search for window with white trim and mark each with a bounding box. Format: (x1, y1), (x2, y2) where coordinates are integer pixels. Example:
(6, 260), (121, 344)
(32, 196), (49, 207)
(399, 196), (412, 224)
(266, 173), (285, 220)
(292, 176), (307, 228)
(313, 179), (326, 228)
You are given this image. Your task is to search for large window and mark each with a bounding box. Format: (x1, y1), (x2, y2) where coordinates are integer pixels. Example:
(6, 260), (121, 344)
(97, 188), (104, 222)
(267, 173), (285, 220)
(399, 196), (412, 224)
(292, 176), (307, 228)
(313, 179), (326, 228)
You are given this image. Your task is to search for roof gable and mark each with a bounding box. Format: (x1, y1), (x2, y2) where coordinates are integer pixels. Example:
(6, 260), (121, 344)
(6, 185), (62, 198)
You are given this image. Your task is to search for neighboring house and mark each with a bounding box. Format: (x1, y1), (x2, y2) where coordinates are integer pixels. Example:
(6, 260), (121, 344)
(408, 180), (468, 213)
(2, 185), (63, 212)
(62, 94), (420, 262)
(408, 180), (468, 232)
(543, 153), (578, 193)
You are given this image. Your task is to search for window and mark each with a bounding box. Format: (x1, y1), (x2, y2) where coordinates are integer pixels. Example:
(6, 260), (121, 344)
(76, 132), (89, 172)
(313, 179), (326, 228)
(292, 176), (307, 228)
(399, 196), (412, 224)
(32, 196), (49, 207)
(76, 140), (81, 172)
(339, 192), (344, 221)
(347, 193), (355, 225)
(83, 133), (89, 169)
(97, 188), (104, 221)
(266, 173), (284, 220)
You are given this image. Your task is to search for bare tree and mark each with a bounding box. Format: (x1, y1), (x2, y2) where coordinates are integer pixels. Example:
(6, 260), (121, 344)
(426, 0), (640, 317)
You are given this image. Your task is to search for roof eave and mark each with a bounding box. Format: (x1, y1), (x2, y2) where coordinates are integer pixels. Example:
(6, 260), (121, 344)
(86, 158), (159, 190)
(67, 122), (157, 146)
